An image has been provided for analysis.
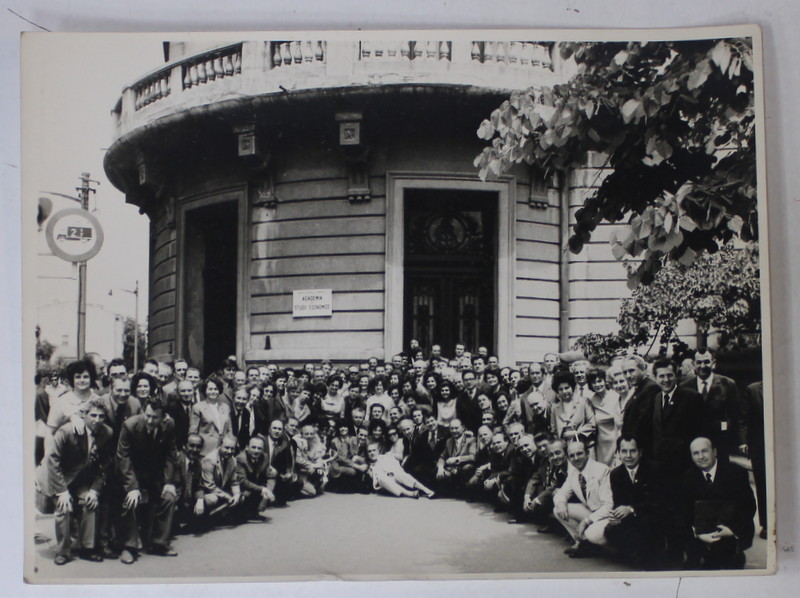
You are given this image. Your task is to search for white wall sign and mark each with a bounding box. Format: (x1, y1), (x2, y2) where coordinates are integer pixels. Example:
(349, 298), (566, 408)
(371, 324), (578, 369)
(292, 289), (332, 318)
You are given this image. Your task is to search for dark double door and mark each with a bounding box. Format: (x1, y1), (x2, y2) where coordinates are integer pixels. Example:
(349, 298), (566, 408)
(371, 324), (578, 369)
(403, 189), (497, 356)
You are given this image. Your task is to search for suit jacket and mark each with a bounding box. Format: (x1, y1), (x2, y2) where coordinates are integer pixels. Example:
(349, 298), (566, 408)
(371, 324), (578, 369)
(742, 381), (764, 450)
(116, 413), (179, 492)
(621, 377), (660, 436)
(165, 399), (193, 451)
(265, 434), (294, 476)
(455, 389), (482, 433)
(554, 459), (613, 523)
(403, 429), (440, 474)
(610, 459), (657, 516)
(438, 434), (476, 471)
(174, 451), (205, 506)
(681, 374), (745, 451)
(101, 396), (143, 445)
(634, 386), (704, 475)
(230, 406), (254, 451)
(201, 449), (239, 498)
(36, 422), (114, 496)
(681, 460), (756, 550)
(234, 450), (275, 494)
(189, 400), (231, 457)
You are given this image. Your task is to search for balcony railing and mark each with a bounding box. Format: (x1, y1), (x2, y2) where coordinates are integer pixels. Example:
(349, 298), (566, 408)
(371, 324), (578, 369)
(113, 40), (562, 138)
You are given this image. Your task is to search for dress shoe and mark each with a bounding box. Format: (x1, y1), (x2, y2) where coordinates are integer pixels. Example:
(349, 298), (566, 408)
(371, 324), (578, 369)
(565, 542), (593, 558)
(119, 549), (136, 564)
(102, 546), (120, 559)
(147, 545), (178, 557)
(78, 549), (104, 562)
(53, 554), (72, 566)
(759, 528), (768, 540)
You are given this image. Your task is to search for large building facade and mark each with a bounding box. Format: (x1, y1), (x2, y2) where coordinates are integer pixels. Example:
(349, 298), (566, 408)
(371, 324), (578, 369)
(104, 38), (631, 373)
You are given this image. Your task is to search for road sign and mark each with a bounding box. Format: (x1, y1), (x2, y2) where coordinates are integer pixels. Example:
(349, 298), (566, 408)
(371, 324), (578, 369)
(44, 207), (104, 263)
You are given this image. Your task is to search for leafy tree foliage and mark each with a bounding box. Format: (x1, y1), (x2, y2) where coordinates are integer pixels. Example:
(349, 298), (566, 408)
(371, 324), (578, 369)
(122, 316), (147, 370)
(475, 39), (756, 286)
(618, 242), (760, 352)
(35, 325), (56, 365)
(571, 332), (631, 366)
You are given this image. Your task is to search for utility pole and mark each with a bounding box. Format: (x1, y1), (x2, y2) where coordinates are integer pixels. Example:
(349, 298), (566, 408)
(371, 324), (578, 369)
(75, 172), (98, 359)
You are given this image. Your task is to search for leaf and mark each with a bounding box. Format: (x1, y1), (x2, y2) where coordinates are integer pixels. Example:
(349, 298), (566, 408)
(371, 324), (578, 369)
(476, 119), (495, 140)
(677, 246), (697, 267)
(611, 241), (629, 260)
(727, 214), (744, 234)
(678, 214), (697, 232)
(687, 59), (712, 91)
(613, 50), (629, 66)
(709, 41), (732, 75)
(621, 98), (644, 124)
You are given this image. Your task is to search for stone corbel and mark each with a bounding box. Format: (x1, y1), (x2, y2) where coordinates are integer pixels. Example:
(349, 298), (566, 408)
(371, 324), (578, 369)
(134, 152), (172, 218)
(336, 111), (371, 203)
(235, 123), (278, 208)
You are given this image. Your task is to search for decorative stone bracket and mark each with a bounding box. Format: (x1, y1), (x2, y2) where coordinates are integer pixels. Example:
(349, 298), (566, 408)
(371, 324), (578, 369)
(235, 123), (278, 209)
(336, 111), (371, 203)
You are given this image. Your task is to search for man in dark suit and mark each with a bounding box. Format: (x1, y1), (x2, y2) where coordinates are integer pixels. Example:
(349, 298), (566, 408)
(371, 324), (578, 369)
(523, 437), (569, 532)
(101, 377), (142, 448)
(229, 387), (255, 452)
(264, 419), (299, 503)
(173, 433), (206, 533)
(235, 435), (276, 520)
(604, 435), (663, 569)
(36, 398), (114, 565)
(680, 348), (746, 460)
(402, 413), (442, 487)
(165, 380), (194, 451)
(633, 358), (705, 477)
(742, 381), (767, 538)
(681, 436), (756, 569)
(621, 355), (660, 436)
(455, 370), (482, 433)
(116, 399), (180, 564)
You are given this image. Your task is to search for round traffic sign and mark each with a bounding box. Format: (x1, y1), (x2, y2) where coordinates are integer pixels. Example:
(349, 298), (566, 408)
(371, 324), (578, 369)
(45, 208), (105, 263)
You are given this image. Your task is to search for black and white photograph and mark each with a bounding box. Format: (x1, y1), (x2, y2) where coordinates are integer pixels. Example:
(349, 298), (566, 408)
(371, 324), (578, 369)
(20, 26), (776, 583)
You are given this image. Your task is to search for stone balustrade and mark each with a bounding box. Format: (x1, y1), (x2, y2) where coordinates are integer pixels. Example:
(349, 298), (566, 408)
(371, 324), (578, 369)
(113, 39), (563, 139)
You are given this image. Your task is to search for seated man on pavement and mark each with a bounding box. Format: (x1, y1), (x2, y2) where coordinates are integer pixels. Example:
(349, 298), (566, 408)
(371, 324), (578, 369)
(604, 434), (663, 569)
(235, 435), (276, 521)
(366, 443), (435, 498)
(435, 418), (477, 496)
(553, 439), (614, 558)
(200, 435), (243, 522)
(523, 436), (569, 532)
(174, 433), (206, 533)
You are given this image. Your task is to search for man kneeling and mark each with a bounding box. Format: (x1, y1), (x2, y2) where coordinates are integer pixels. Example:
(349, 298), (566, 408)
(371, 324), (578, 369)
(553, 439), (613, 558)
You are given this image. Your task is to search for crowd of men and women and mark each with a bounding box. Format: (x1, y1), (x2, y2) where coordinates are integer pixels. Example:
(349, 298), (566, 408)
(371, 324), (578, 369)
(33, 340), (767, 571)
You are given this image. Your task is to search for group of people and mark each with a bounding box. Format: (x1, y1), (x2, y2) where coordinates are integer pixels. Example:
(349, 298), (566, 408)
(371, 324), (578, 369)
(33, 340), (766, 571)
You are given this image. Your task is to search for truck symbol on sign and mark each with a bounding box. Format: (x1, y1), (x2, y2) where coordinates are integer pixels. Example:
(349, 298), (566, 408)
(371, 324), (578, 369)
(57, 226), (93, 242)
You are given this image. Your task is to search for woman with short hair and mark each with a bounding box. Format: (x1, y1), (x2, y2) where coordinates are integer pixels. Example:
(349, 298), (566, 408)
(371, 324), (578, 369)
(189, 376), (231, 456)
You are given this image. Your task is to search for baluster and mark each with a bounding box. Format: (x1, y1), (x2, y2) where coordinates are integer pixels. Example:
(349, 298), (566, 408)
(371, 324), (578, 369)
(190, 64), (199, 86)
(540, 45), (552, 69)
(204, 59), (214, 81)
(315, 40), (325, 62)
(413, 41), (423, 60)
(361, 40), (371, 60)
(496, 42), (507, 63)
(223, 53), (234, 75)
(520, 42), (533, 66)
(386, 41), (398, 59)
(440, 41), (451, 61)
(533, 44), (545, 68)
(292, 41), (302, 64)
(272, 43), (282, 67)
(509, 41), (520, 64)
(197, 61), (207, 83)
(426, 41), (437, 60)
(183, 66), (192, 88)
(233, 51), (242, 74)
(374, 42), (384, 59)
(471, 41), (481, 62)
(161, 76), (170, 97)
(281, 42), (292, 66)
(304, 40), (314, 62)
(484, 41), (495, 63)
(400, 41), (410, 61)
(152, 80), (161, 100)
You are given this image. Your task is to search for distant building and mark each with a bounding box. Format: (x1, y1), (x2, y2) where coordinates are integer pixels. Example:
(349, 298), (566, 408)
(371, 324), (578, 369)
(104, 38), (635, 373)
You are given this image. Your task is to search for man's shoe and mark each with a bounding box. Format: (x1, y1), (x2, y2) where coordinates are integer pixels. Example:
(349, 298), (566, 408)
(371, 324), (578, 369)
(147, 545), (178, 557)
(760, 528), (768, 540)
(78, 549), (103, 562)
(248, 514), (267, 522)
(119, 549), (136, 564)
(53, 554), (72, 566)
(102, 546), (119, 559)
(568, 542), (594, 559)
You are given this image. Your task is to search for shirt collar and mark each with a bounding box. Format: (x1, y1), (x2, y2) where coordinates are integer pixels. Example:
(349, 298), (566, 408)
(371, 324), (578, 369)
(704, 461), (719, 481)
(698, 374), (715, 391)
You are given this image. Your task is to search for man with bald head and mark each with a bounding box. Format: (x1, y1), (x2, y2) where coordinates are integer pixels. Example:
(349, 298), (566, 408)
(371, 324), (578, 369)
(681, 436), (755, 569)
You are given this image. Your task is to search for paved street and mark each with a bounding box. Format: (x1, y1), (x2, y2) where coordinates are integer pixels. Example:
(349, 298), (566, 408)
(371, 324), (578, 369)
(30, 492), (768, 582)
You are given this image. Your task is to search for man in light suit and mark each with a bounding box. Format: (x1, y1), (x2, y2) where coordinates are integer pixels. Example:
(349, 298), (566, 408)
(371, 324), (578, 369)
(553, 439), (613, 558)
(680, 348), (745, 460)
(116, 399), (180, 564)
(36, 398), (114, 565)
(200, 435), (242, 519)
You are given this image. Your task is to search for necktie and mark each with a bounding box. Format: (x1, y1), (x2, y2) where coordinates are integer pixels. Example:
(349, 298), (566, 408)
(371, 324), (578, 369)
(88, 433), (98, 463)
(115, 404), (126, 429)
(579, 473), (587, 500)
(701, 381), (709, 398)
(705, 472), (713, 485)
(662, 393), (670, 410)
(184, 460), (195, 504)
